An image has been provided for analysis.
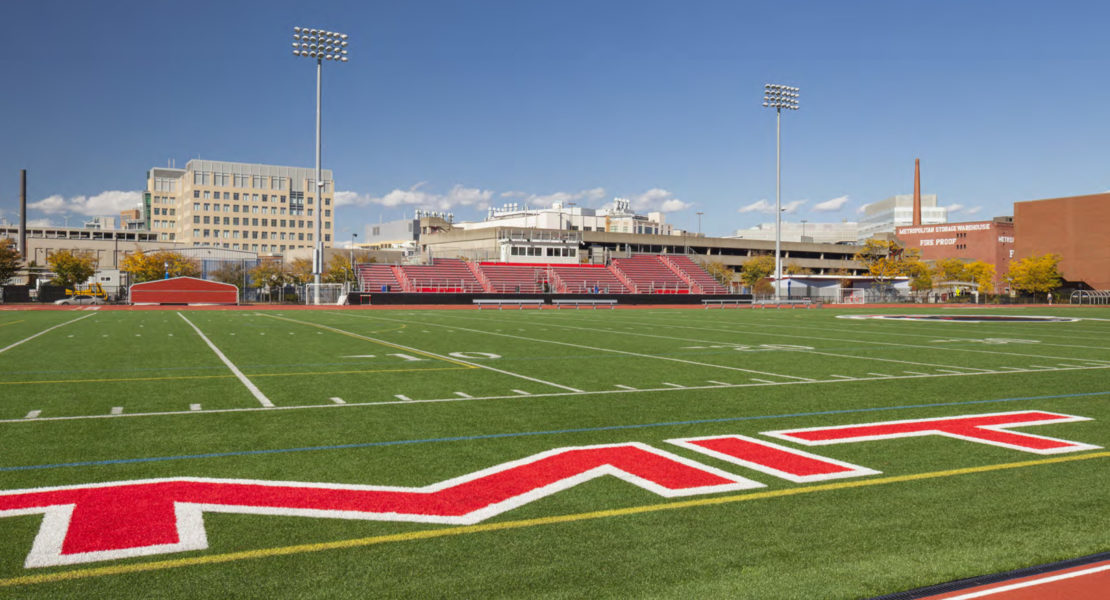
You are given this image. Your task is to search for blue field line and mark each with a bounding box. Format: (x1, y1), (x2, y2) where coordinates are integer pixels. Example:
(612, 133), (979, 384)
(2, 390), (1105, 474)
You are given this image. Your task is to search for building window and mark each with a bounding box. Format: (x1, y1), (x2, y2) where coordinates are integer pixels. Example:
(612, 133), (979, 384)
(203, 216), (210, 224)
(324, 234), (331, 242)
(372, 226), (380, 236)
(233, 193), (240, 201)
(234, 174), (248, 188)
(193, 216), (200, 224)
(193, 229), (200, 237)
(324, 210), (331, 217)
(307, 209), (313, 217)
(193, 190), (200, 198)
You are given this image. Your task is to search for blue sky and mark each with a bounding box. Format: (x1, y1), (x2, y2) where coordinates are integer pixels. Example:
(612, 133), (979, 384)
(1, 0), (1108, 238)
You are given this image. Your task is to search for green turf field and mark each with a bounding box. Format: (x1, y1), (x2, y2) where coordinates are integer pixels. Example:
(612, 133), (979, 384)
(1, 306), (1107, 599)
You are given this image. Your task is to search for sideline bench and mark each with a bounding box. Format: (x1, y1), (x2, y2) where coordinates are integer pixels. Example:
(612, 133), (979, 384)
(752, 299), (821, 309)
(702, 298), (751, 309)
(552, 299), (617, 310)
(473, 299), (545, 310)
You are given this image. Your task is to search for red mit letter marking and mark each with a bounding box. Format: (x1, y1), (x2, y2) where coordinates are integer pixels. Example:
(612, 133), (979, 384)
(668, 435), (880, 483)
(0, 444), (761, 568)
(763, 411), (1100, 454)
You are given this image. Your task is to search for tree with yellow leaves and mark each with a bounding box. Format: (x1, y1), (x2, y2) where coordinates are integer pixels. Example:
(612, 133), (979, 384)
(1006, 254), (1062, 301)
(47, 249), (98, 289)
(121, 248), (199, 283)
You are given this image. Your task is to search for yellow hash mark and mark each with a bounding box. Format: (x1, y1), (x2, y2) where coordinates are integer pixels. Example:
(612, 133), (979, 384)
(2, 451), (1105, 587)
(260, 313), (478, 369)
(0, 367), (470, 386)
(0, 320), (26, 329)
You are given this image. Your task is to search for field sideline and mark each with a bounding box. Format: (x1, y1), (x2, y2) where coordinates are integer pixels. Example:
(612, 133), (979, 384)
(0, 306), (1107, 598)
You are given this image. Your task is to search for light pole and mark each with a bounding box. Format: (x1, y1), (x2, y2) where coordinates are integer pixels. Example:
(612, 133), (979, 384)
(696, 211), (703, 235)
(763, 83), (799, 301)
(293, 26), (349, 304)
(801, 219), (807, 241)
(349, 232), (357, 285)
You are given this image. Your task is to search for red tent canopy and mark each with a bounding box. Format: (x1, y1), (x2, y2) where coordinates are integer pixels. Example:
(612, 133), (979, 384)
(129, 277), (239, 305)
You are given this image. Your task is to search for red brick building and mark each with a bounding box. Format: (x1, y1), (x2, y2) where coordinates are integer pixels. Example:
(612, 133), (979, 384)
(895, 217), (1015, 290)
(1014, 193), (1110, 290)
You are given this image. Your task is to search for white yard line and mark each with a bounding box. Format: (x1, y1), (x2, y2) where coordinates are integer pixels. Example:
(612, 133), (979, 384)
(511, 389), (531, 395)
(662, 382), (685, 388)
(799, 349), (994, 373)
(598, 314), (1110, 364)
(707, 380), (731, 386)
(177, 312), (274, 408)
(0, 313), (95, 355)
(1, 366), (1106, 425)
(454, 392), (472, 398)
(264, 313), (583, 393)
(341, 313), (814, 382)
(615, 384), (637, 390)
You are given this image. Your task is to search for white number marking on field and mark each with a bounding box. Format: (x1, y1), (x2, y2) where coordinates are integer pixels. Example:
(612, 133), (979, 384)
(24, 410), (41, 419)
(110, 407), (123, 415)
(388, 353), (426, 362)
(394, 394), (413, 402)
(189, 404), (202, 411)
(448, 352), (501, 360)
(329, 397), (346, 405)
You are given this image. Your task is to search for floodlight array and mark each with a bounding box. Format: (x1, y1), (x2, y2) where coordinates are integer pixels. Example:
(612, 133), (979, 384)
(292, 27), (349, 62)
(763, 83), (799, 110)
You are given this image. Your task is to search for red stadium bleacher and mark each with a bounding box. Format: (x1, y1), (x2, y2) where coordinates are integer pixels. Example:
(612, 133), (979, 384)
(399, 258), (485, 293)
(549, 265), (630, 294)
(661, 255), (729, 294)
(611, 256), (691, 294)
(477, 263), (548, 293)
(357, 264), (402, 292)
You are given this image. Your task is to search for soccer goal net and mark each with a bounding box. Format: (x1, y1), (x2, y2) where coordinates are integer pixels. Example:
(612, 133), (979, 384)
(303, 283), (347, 305)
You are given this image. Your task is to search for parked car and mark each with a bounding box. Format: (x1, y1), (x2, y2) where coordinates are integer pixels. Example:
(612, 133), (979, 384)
(54, 295), (106, 305)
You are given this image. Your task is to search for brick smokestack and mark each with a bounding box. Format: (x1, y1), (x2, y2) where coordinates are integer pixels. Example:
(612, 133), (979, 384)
(912, 158), (922, 227)
(19, 169), (28, 260)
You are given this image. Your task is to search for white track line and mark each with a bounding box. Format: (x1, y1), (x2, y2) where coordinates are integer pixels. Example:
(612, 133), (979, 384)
(0, 313), (95, 355)
(1, 367), (1106, 425)
(264, 313), (583, 393)
(938, 563), (1110, 600)
(342, 313), (813, 382)
(177, 312), (274, 408)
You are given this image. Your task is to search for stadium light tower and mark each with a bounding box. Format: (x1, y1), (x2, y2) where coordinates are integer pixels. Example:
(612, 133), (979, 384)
(292, 26), (349, 304)
(762, 83), (799, 301)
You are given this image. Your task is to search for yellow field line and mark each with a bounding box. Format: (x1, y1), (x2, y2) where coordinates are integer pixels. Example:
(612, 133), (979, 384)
(0, 367), (471, 386)
(0, 320), (26, 328)
(2, 451), (1105, 588)
(260, 313), (478, 369)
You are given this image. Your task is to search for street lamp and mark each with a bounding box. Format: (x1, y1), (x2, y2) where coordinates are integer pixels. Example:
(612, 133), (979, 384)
(292, 26), (349, 304)
(696, 211), (703, 235)
(763, 83), (800, 301)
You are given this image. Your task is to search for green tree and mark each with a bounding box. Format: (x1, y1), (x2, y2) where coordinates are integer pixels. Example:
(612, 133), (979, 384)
(701, 260), (735, 289)
(250, 261), (287, 299)
(902, 250), (932, 293)
(853, 240), (904, 286)
(288, 257), (313, 285)
(1007, 254), (1062, 301)
(0, 237), (22, 284)
(964, 260), (996, 295)
(740, 254), (775, 293)
(784, 261), (814, 276)
(931, 258), (969, 283)
(210, 261), (247, 290)
(323, 254), (353, 284)
(121, 249), (200, 283)
(47, 249), (98, 289)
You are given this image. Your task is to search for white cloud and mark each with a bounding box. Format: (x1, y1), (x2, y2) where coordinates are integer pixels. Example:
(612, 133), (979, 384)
(965, 206), (982, 215)
(945, 203), (965, 214)
(782, 200), (807, 214)
(856, 202), (872, 215)
(738, 198), (806, 214)
(520, 187), (609, 208)
(336, 183), (494, 212)
(813, 195), (849, 212)
(27, 218), (53, 227)
(30, 190), (142, 216)
(739, 199), (772, 213)
(629, 188), (689, 213)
